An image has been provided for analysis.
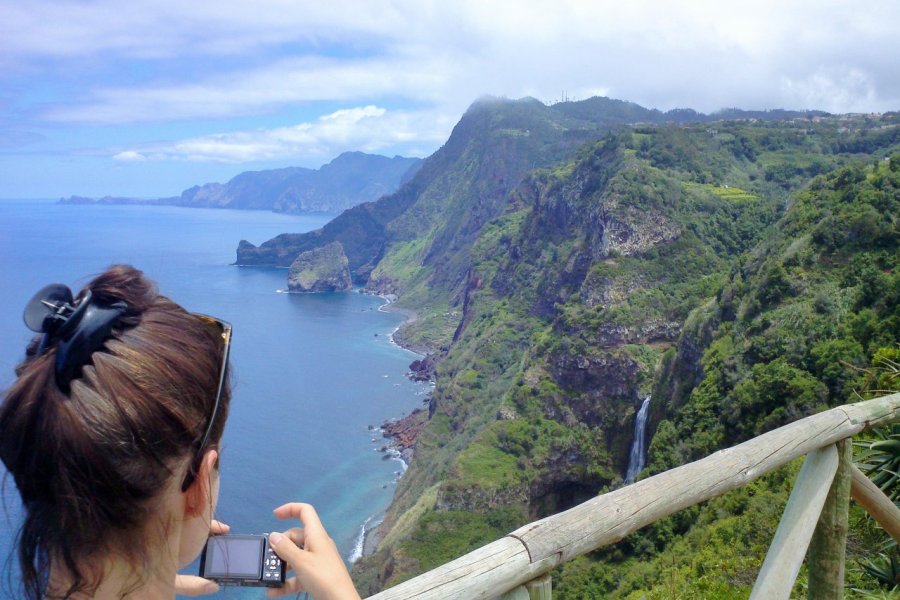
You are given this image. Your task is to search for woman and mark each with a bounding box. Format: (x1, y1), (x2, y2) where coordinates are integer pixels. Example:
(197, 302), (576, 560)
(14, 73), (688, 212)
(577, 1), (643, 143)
(0, 265), (361, 600)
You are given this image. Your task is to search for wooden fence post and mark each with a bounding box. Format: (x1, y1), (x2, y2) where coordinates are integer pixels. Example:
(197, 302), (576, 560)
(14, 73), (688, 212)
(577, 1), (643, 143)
(807, 439), (852, 600)
(497, 586), (529, 600)
(749, 445), (839, 600)
(525, 573), (552, 599)
(497, 574), (552, 600)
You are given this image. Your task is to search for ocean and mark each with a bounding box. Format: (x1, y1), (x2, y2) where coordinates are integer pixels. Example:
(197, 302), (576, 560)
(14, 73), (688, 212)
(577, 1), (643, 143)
(0, 200), (429, 599)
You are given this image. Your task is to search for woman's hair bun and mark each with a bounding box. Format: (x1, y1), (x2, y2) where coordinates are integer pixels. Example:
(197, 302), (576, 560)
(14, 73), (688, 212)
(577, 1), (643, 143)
(0, 264), (230, 600)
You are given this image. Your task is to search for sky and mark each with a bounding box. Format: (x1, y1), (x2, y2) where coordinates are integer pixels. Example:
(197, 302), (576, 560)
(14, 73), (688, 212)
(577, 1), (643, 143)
(1, 0), (898, 199)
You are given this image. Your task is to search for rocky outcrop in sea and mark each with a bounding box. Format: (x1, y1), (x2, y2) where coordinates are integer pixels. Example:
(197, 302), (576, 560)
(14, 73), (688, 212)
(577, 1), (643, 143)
(287, 241), (352, 292)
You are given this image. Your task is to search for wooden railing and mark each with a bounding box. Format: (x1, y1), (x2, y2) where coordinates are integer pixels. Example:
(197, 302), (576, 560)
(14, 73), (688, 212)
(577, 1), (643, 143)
(364, 392), (900, 600)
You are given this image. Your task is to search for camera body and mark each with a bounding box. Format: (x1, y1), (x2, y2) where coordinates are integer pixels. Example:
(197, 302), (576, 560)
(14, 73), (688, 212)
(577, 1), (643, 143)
(199, 534), (285, 587)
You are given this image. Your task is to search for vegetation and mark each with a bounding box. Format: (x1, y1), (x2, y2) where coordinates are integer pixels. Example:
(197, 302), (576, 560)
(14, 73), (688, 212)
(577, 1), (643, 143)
(649, 157), (899, 469)
(628, 157), (899, 598)
(310, 99), (900, 597)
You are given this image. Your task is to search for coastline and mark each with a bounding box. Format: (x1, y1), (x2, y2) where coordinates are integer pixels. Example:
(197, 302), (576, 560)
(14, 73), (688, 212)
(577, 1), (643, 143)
(356, 408), (427, 560)
(374, 296), (429, 355)
(349, 293), (431, 563)
(351, 415), (420, 563)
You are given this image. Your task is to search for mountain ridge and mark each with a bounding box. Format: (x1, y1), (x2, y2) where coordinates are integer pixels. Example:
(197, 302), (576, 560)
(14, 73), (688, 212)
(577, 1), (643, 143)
(59, 151), (422, 215)
(236, 97), (837, 271)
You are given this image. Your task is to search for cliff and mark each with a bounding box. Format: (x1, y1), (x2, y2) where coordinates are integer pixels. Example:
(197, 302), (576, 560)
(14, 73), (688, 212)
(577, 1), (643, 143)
(287, 241), (352, 293)
(647, 156), (900, 472)
(236, 97), (605, 276)
(347, 106), (899, 596)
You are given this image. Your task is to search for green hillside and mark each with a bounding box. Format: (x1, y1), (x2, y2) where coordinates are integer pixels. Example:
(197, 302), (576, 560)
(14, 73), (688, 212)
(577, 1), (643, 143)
(240, 98), (899, 596)
(351, 107), (898, 596)
(553, 153), (900, 600)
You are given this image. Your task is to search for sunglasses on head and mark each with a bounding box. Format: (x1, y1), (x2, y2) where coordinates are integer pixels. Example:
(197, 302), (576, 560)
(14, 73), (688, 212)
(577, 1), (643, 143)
(181, 313), (232, 492)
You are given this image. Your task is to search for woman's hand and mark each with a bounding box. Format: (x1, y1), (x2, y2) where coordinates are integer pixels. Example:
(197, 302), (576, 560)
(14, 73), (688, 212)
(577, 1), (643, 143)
(267, 503), (362, 600)
(174, 519), (231, 596)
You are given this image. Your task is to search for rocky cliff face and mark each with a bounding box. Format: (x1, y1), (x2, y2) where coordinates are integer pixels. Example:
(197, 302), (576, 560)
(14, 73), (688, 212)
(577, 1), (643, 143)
(239, 98), (819, 295)
(235, 198), (393, 280)
(287, 241), (352, 292)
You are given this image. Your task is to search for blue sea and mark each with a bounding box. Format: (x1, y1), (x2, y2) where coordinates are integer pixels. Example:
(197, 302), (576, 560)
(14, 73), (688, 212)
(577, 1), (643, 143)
(0, 200), (428, 598)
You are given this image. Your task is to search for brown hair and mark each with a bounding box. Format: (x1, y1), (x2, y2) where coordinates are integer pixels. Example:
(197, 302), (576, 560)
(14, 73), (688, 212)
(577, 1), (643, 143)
(0, 265), (230, 599)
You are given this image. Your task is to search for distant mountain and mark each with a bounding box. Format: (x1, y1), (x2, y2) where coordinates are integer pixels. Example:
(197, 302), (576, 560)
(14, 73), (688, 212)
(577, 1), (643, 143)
(59, 151), (423, 214)
(178, 151), (422, 213)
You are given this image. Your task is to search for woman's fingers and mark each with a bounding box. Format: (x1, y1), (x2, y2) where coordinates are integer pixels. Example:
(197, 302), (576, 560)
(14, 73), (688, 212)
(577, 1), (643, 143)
(173, 574), (219, 596)
(273, 503), (327, 547)
(271, 502), (362, 600)
(284, 526), (306, 549)
(210, 519), (230, 535)
(268, 531), (305, 566)
(266, 576), (305, 598)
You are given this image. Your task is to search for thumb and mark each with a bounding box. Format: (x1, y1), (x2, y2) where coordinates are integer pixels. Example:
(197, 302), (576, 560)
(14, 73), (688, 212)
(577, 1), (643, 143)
(269, 531), (305, 566)
(174, 574), (219, 596)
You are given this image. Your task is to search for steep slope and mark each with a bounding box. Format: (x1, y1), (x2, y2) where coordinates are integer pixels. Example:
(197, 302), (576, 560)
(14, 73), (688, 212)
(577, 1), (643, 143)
(350, 114), (899, 595)
(239, 97), (841, 344)
(552, 153), (899, 600)
(650, 155), (899, 469)
(238, 101), (660, 360)
(236, 97), (610, 291)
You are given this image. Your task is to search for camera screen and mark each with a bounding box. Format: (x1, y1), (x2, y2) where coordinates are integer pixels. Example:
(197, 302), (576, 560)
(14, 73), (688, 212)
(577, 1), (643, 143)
(204, 537), (264, 578)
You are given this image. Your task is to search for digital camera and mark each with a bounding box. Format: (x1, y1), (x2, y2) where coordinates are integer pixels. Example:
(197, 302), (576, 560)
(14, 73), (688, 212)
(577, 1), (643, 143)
(199, 534), (286, 587)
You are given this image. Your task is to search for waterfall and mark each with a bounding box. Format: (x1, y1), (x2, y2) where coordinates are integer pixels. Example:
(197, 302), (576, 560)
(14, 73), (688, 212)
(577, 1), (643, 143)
(625, 396), (651, 484)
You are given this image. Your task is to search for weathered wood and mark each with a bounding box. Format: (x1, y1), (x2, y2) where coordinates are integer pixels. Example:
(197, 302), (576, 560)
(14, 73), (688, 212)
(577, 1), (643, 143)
(525, 574), (552, 600)
(511, 393), (899, 565)
(363, 394), (899, 600)
(497, 586), (529, 600)
(850, 462), (900, 543)
(749, 445), (838, 600)
(464, 572), (552, 599)
(364, 537), (558, 600)
(807, 439), (852, 600)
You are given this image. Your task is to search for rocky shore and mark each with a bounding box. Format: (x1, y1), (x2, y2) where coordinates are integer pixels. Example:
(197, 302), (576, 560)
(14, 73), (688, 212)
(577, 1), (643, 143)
(358, 408), (428, 559)
(407, 353), (438, 382)
(349, 294), (435, 561)
(378, 408), (427, 465)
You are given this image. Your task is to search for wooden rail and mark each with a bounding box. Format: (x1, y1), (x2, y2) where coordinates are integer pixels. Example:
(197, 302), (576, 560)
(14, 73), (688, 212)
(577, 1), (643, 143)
(363, 393), (900, 600)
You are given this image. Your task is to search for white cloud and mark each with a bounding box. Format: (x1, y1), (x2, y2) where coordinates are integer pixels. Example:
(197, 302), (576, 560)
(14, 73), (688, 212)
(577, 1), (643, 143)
(119, 105), (451, 163)
(780, 68), (880, 114)
(112, 150), (147, 162)
(43, 54), (462, 124)
(19, 0), (896, 129)
(0, 1), (404, 61)
(3, 0), (899, 192)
